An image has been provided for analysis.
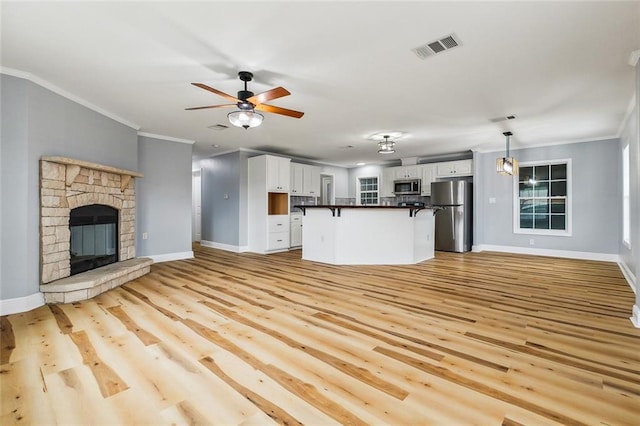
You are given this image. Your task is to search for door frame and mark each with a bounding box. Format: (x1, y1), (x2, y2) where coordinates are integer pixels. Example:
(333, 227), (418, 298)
(320, 173), (335, 205)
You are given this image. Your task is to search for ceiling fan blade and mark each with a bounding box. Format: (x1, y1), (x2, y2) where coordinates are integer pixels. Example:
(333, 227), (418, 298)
(191, 83), (239, 103)
(185, 104), (235, 111)
(255, 103), (304, 118)
(247, 87), (290, 105)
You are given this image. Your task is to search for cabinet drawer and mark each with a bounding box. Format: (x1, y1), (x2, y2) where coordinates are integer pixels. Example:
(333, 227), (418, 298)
(290, 214), (302, 224)
(269, 215), (288, 232)
(269, 231), (290, 250)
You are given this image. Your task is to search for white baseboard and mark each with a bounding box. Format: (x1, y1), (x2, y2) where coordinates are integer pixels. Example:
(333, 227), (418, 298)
(472, 244), (619, 262)
(0, 292), (45, 316)
(618, 260), (637, 294)
(147, 251), (194, 263)
(200, 240), (249, 253)
(631, 305), (640, 328)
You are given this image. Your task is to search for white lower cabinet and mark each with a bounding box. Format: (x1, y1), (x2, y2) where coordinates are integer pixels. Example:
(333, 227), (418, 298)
(269, 231), (290, 250)
(290, 213), (302, 247)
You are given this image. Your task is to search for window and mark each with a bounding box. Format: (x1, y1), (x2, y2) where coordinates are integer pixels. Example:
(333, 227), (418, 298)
(357, 176), (379, 205)
(623, 145), (630, 246)
(514, 159), (571, 236)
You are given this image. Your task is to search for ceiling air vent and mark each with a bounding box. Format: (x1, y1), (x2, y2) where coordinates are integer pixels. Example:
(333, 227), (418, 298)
(412, 33), (461, 59)
(208, 124), (229, 131)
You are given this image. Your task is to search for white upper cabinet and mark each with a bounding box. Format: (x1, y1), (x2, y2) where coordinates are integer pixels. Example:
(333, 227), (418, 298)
(421, 164), (436, 196)
(395, 165), (421, 179)
(381, 167), (396, 198)
(290, 163), (304, 195)
(290, 163), (320, 196)
(303, 165), (320, 196)
(435, 159), (473, 177)
(267, 155), (291, 192)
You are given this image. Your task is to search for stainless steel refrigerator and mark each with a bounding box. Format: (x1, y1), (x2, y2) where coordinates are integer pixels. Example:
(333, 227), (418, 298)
(431, 181), (473, 252)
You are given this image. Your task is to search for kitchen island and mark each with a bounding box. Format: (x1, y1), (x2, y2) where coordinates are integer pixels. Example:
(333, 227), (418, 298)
(294, 205), (434, 265)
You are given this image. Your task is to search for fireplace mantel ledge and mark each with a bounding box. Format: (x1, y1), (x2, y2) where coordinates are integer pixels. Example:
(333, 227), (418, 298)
(41, 156), (143, 178)
(42, 156), (143, 191)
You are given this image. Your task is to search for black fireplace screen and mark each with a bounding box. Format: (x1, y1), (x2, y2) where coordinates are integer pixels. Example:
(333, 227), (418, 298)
(69, 204), (118, 275)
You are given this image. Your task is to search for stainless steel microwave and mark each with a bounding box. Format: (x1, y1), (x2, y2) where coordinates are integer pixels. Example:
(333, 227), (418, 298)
(393, 179), (421, 195)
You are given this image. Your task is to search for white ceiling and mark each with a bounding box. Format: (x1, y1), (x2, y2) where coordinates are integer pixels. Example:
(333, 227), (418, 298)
(2, 1), (639, 167)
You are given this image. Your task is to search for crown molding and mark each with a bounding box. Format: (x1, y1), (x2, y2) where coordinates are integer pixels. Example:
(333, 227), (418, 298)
(137, 132), (195, 144)
(1, 66), (140, 130)
(474, 135), (620, 154)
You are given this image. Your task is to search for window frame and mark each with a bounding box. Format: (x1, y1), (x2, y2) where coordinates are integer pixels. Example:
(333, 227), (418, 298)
(622, 144), (630, 248)
(512, 158), (572, 236)
(356, 175), (380, 206)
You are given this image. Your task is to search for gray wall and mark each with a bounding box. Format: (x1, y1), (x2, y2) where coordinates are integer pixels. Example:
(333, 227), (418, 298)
(137, 136), (193, 257)
(320, 165), (349, 198)
(348, 165), (385, 198)
(1, 75), (29, 300)
(0, 74), (138, 300)
(475, 139), (621, 254)
(200, 151), (244, 247)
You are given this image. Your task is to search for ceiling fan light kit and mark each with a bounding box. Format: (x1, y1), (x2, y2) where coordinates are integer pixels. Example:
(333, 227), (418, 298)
(186, 71), (304, 129)
(497, 131), (518, 176)
(228, 110), (264, 129)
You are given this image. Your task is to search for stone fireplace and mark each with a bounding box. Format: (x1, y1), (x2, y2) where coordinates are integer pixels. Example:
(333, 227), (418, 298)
(39, 156), (152, 303)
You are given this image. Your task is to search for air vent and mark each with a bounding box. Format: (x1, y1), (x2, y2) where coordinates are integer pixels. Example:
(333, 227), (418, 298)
(208, 124), (229, 131)
(412, 33), (461, 59)
(489, 115), (517, 123)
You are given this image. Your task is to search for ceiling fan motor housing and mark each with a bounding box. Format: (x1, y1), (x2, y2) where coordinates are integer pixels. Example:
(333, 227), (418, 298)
(237, 90), (254, 102)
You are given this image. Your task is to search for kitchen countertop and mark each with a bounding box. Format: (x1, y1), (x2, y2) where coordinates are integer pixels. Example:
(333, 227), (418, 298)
(293, 205), (430, 209)
(293, 204), (431, 217)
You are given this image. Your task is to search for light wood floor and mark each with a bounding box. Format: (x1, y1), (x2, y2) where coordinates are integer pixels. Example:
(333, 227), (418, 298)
(2, 245), (639, 425)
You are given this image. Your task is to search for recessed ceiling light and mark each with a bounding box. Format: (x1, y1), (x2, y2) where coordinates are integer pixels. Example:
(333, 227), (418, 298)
(211, 144), (220, 148)
(356, 162), (365, 166)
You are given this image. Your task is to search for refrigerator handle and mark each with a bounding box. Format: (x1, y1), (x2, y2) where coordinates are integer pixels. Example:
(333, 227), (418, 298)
(432, 206), (443, 216)
(451, 208), (456, 241)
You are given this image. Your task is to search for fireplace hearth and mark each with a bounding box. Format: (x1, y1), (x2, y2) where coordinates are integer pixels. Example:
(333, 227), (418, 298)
(39, 156), (150, 303)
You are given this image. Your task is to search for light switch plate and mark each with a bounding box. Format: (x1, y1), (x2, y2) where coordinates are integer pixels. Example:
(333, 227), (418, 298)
(489, 197), (496, 204)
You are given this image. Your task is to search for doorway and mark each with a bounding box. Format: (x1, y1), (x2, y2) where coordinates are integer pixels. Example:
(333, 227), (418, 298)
(192, 169), (202, 242)
(320, 174), (335, 205)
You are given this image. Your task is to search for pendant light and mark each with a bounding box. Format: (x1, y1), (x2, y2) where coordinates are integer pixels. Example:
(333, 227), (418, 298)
(377, 135), (396, 154)
(496, 131), (518, 175)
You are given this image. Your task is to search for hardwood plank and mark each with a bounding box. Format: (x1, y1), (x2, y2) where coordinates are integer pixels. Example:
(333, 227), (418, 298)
(68, 330), (129, 397)
(0, 245), (638, 425)
(0, 316), (15, 365)
(106, 305), (160, 346)
(199, 355), (304, 426)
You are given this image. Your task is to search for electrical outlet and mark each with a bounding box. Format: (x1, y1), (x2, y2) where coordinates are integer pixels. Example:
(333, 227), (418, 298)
(529, 239), (534, 245)
(224, 194), (229, 199)
(489, 197), (496, 204)
(142, 232), (148, 240)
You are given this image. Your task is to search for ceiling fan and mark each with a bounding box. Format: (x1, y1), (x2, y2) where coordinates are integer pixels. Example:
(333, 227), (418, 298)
(186, 71), (304, 129)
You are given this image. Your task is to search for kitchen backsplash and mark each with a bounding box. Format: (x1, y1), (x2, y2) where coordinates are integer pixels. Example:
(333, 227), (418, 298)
(291, 195), (318, 212)
(382, 195), (430, 206)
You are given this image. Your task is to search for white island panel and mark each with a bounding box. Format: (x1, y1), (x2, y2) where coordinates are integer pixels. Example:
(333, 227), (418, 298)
(301, 207), (434, 265)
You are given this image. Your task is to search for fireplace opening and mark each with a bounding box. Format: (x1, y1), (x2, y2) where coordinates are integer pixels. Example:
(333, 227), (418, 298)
(69, 204), (119, 275)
